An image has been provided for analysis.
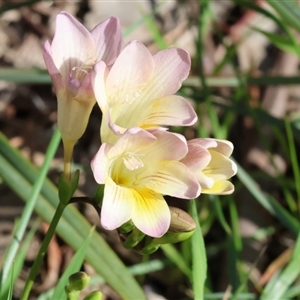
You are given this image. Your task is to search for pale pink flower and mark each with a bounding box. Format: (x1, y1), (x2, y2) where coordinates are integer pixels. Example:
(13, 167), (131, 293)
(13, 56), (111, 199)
(181, 139), (237, 195)
(92, 40), (197, 144)
(43, 11), (122, 145)
(91, 128), (200, 237)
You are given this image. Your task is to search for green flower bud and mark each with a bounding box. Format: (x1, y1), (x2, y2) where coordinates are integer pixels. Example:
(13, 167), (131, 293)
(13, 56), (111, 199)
(152, 230), (195, 245)
(168, 206), (196, 233)
(68, 271), (90, 291)
(83, 291), (103, 300)
(150, 207), (196, 245)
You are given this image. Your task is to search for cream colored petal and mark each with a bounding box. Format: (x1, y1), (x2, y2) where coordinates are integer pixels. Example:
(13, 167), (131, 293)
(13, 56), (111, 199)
(91, 143), (112, 184)
(138, 161), (200, 199)
(132, 188), (171, 237)
(204, 150), (237, 181)
(101, 177), (134, 229)
(202, 181), (235, 195)
(106, 40), (154, 105)
(137, 95), (197, 127)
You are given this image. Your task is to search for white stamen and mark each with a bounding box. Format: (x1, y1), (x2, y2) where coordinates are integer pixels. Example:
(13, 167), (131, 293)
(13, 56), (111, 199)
(123, 150), (145, 170)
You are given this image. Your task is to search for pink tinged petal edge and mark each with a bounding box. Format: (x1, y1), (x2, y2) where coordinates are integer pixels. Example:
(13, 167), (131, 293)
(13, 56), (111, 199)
(91, 16), (123, 66)
(106, 40), (154, 100)
(138, 95), (197, 127)
(101, 177), (134, 230)
(140, 161), (200, 199)
(144, 48), (191, 100)
(181, 142), (212, 172)
(91, 143), (112, 184)
(42, 41), (65, 95)
(146, 130), (188, 162)
(93, 61), (109, 111)
(107, 127), (157, 160)
(192, 138), (234, 157)
(132, 189), (171, 238)
(51, 11), (95, 81)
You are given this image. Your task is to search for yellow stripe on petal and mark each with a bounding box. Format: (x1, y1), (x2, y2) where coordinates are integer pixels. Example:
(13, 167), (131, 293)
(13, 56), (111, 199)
(139, 161), (200, 199)
(204, 150), (237, 180)
(132, 188), (171, 238)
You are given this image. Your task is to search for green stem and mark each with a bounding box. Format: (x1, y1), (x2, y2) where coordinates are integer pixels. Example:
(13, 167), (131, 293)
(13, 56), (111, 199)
(63, 140), (75, 181)
(20, 201), (67, 300)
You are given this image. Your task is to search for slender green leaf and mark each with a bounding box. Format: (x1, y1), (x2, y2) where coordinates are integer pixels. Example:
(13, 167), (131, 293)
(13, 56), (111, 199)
(235, 160), (299, 234)
(190, 200), (207, 300)
(252, 27), (300, 54)
(0, 68), (51, 83)
(51, 227), (95, 300)
(0, 129), (61, 288)
(0, 133), (145, 300)
(262, 239), (300, 299)
(0, 219), (40, 299)
(268, 0), (300, 33)
(160, 244), (191, 278)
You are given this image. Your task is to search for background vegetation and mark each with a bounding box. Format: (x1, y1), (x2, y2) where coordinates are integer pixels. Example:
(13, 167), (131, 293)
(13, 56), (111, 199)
(1, 0), (300, 299)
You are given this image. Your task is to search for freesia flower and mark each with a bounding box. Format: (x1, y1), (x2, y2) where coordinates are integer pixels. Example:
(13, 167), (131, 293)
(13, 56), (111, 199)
(43, 11), (122, 147)
(91, 128), (200, 237)
(92, 40), (197, 144)
(181, 138), (237, 195)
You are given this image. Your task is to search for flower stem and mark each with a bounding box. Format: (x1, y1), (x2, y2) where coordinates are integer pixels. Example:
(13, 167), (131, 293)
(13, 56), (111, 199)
(20, 201), (67, 300)
(63, 140), (75, 181)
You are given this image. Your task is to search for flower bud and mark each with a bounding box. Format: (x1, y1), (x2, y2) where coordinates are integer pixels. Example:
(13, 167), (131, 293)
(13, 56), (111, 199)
(168, 206), (196, 233)
(83, 291), (103, 300)
(151, 207), (196, 245)
(68, 271), (90, 291)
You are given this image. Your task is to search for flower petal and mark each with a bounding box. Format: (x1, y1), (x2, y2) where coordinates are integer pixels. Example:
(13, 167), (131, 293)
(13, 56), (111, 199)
(202, 181), (235, 195)
(106, 40), (154, 104)
(194, 138), (234, 157)
(42, 41), (65, 96)
(91, 16), (123, 66)
(143, 48), (191, 99)
(139, 161), (200, 199)
(107, 127), (156, 159)
(181, 141), (211, 172)
(138, 95), (197, 127)
(51, 11), (95, 81)
(91, 143), (112, 184)
(93, 61), (109, 111)
(204, 150), (237, 180)
(101, 177), (134, 229)
(146, 130), (188, 162)
(132, 189), (170, 237)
